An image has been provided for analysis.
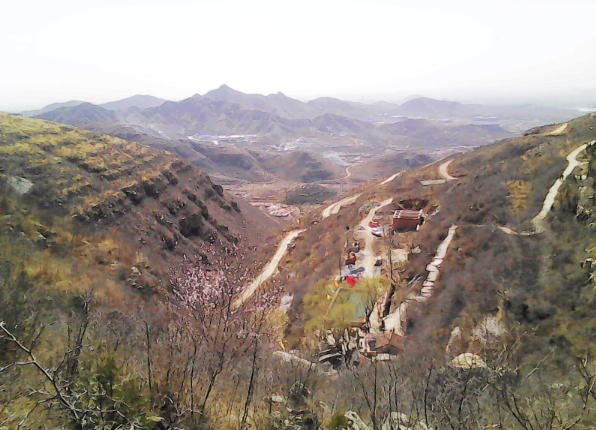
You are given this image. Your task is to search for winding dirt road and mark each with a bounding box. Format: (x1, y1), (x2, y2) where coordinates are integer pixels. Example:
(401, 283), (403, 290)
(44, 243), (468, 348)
(321, 193), (362, 219)
(499, 139), (595, 235)
(234, 229), (304, 307)
(438, 159), (457, 181)
(531, 141), (593, 232)
(342, 165), (353, 180)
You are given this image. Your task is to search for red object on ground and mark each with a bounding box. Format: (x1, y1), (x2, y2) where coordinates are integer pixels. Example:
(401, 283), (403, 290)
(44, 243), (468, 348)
(346, 275), (357, 287)
(369, 220), (380, 228)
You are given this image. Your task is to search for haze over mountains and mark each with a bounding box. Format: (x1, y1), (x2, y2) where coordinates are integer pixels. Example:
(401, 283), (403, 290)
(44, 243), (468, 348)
(28, 84), (577, 137)
(21, 94), (167, 117)
(27, 85), (580, 197)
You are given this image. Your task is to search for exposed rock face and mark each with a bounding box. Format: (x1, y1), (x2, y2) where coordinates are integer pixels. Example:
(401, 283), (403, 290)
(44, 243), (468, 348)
(7, 176), (34, 195)
(344, 411), (371, 430)
(472, 315), (506, 347)
(449, 353), (487, 369)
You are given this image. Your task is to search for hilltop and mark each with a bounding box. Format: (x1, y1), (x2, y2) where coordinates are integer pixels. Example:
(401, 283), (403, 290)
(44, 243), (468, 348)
(37, 102), (123, 127)
(99, 94), (167, 111)
(20, 99), (87, 117)
(201, 84), (320, 119)
(20, 94), (166, 117)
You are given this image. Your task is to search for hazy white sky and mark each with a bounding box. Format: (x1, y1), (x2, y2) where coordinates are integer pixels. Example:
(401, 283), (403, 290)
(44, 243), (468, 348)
(1, 0), (595, 111)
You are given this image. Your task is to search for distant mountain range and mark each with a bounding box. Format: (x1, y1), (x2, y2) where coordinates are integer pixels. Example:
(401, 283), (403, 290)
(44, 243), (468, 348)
(24, 86), (579, 184)
(20, 100), (88, 117)
(21, 94), (167, 117)
(31, 85), (528, 142)
(99, 94), (167, 111)
(24, 85), (578, 126)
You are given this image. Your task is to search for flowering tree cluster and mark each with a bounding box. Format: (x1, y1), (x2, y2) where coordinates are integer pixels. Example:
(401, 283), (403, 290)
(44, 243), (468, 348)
(154, 245), (283, 428)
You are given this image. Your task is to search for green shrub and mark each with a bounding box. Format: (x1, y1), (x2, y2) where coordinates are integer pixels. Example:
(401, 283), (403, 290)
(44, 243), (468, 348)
(327, 411), (349, 430)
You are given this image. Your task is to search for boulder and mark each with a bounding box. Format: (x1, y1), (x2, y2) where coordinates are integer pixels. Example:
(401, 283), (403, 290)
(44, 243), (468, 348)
(344, 411), (371, 430)
(449, 353), (487, 370)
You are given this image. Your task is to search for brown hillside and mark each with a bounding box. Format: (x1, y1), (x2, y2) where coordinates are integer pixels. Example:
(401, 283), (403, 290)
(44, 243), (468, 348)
(0, 113), (277, 289)
(277, 114), (596, 354)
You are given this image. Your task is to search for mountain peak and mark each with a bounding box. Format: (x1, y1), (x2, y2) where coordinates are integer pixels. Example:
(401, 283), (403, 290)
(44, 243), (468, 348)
(215, 84), (237, 93)
(100, 94), (166, 111)
(204, 85), (245, 99)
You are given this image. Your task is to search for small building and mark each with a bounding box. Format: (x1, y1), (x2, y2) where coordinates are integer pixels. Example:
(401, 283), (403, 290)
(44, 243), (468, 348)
(392, 209), (424, 231)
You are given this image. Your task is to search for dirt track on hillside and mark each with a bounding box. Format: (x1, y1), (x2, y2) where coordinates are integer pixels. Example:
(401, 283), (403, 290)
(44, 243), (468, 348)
(235, 229), (304, 306)
(321, 193), (362, 219)
(438, 159), (457, 181)
(499, 139), (595, 235)
(342, 165), (353, 179)
(543, 123), (568, 136)
(358, 198), (393, 278)
(380, 172), (402, 185)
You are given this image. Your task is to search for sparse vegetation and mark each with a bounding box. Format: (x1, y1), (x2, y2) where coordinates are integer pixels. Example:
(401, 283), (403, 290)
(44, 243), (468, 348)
(3, 110), (596, 429)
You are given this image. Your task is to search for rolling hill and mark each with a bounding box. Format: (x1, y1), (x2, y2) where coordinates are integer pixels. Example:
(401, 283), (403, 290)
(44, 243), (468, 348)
(307, 97), (384, 120)
(0, 113), (276, 287)
(20, 99), (86, 117)
(36, 102), (123, 127)
(99, 94), (167, 111)
(397, 97), (473, 117)
(201, 84), (320, 119)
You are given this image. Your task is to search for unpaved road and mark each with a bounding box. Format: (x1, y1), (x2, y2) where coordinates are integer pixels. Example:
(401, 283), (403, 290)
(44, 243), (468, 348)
(531, 140), (594, 232)
(499, 139), (595, 235)
(438, 159), (457, 181)
(321, 193), (362, 219)
(342, 165), (353, 180)
(358, 198), (394, 278)
(543, 123), (568, 136)
(235, 229), (304, 306)
(356, 198), (393, 332)
(380, 172), (402, 185)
